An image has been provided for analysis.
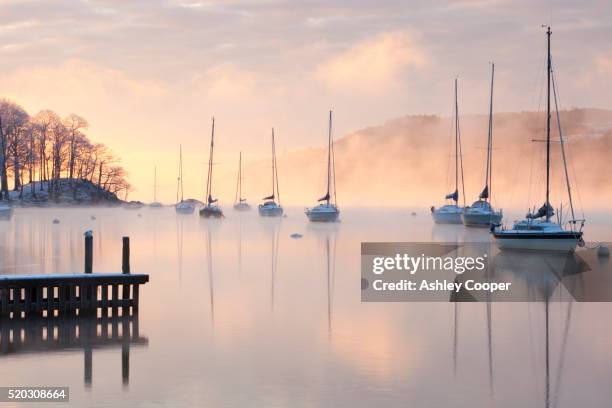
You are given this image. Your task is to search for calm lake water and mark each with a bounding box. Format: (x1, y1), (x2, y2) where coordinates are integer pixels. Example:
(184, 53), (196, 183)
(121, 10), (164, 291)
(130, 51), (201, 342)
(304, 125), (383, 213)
(1, 207), (612, 407)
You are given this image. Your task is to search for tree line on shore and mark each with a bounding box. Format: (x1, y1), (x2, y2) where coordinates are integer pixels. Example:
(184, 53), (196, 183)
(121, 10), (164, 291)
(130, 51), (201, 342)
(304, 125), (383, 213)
(0, 98), (131, 202)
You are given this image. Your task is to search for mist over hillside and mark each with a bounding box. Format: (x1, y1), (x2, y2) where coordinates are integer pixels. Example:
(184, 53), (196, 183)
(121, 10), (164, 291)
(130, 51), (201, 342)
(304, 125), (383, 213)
(216, 108), (612, 211)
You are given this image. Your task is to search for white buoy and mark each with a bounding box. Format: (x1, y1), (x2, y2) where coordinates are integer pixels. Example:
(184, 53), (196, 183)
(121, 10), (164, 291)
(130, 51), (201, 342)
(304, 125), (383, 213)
(597, 245), (610, 257)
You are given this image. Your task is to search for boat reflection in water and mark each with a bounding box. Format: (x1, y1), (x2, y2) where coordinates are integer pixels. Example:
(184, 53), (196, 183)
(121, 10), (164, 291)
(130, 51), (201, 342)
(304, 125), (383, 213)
(451, 246), (600, 302)
(306, 222), (337, 339)
(0, 315), (147, 388)
(452, 249), (592, 408)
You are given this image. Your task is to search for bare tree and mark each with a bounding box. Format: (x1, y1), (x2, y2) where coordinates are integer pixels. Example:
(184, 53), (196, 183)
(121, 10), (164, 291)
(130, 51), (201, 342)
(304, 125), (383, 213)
(0, 100), (130, 202)
(0, 100), (29, 199)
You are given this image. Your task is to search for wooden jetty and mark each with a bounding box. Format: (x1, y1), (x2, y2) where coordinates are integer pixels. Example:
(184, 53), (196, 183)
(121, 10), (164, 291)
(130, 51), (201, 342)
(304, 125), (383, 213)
(0, 234), (149, 319)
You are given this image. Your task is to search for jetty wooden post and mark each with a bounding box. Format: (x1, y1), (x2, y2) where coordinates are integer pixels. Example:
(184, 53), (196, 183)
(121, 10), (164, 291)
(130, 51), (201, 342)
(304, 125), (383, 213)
(122, 237), (130, 274)
(84, 230), (93, 274)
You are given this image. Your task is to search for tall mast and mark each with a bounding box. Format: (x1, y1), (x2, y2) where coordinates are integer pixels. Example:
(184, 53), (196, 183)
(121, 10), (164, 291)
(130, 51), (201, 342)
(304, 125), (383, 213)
(486, 63), (495, 202)
(327, 110), (332, 205)
(179, 145), (184, 202)
(454, 79), (459, 203)
(206, 117), (215, 204)
(236, 151), (242, 202)
(272, 128), (280, 204)
(271, 128), (276, 199)
(545, 26), (552, 221)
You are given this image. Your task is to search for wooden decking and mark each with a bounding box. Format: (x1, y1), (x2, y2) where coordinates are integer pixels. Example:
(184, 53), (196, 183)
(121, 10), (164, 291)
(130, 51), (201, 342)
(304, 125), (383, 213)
(0, 273), (149, 319)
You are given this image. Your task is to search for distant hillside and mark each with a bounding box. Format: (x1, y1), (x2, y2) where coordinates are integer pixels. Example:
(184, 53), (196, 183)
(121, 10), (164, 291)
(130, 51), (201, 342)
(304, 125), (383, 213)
(216, 108), (612, 210)
(7, 179), (122, 206)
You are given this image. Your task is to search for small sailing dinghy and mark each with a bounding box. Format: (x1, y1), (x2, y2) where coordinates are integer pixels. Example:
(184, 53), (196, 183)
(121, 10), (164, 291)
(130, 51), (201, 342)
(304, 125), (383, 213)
(432, 79), (465, 224)
(175, 145), (195, 214)
(199, 117), (224, 218)
(259, 128), (283, 217)
(493, 27), (584, 252)
(150, 166), (163, 208)
(234, 152), (251, 211)
(0, 202), (13, 220)
(462, 63), (503, 227)
(306, 111), (339, 222)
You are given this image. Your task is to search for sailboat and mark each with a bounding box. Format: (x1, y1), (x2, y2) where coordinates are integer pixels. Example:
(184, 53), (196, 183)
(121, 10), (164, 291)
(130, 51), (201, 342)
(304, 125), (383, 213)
(199, 117), (224, 218)
(493, 27), (584, 252)
(306, 110), (339, 222)
(149, 166), (163, 208)
(462, 63), (503, 227)
(259, 128), (283, 217)
(431, 79), (465, 224)
(175, 145), (195, 214)
(233, 152), (251, 211)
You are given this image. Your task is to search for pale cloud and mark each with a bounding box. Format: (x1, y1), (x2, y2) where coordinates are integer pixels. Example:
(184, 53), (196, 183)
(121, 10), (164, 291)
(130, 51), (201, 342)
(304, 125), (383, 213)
(0, 59), (166, 114)
(316, 31), (428, 91)
(595, 54), (612, 76)
(200, 64), (258, 100)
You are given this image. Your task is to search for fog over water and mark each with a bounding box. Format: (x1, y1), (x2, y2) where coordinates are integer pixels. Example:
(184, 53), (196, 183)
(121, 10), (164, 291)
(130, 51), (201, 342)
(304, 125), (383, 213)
(0, 207), (611, 407)
(214, 109), (612, 210)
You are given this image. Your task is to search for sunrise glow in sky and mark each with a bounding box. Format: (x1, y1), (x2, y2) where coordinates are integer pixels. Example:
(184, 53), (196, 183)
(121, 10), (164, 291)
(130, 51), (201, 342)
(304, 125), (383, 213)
(0, 0), (611, 202)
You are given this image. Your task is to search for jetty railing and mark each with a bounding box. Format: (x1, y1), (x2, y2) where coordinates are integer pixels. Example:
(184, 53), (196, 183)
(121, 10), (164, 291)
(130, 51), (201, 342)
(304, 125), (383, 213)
(0, 234), (149, 319)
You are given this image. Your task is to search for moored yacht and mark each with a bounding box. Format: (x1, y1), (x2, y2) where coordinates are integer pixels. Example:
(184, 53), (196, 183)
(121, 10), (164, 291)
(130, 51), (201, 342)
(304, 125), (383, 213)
(150, 165), (163, 208)
(259, 129), (283, 217)
(432, 79), (465, 224)
(493, 27), (584, 252)
(175, 144), (196, 214)
(462, 63), (503, 227)
(306, 111), (339, 222)
(234, 151), (251, 211)
(493, 217), (582, 252)
(199, 117), (224, 218)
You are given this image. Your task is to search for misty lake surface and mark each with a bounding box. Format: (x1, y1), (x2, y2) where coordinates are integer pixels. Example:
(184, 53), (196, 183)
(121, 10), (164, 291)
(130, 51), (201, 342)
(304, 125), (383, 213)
(1, 207), (612, 407)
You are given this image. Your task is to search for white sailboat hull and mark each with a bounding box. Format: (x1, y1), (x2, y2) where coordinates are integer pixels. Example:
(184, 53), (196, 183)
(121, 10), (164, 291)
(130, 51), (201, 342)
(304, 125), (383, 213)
(175, 202), (195, 214)
(494, 236), (580, 253)
(234, 202), (251, 211)
(461, 211), (502, 227)
(199, 205), (223, 218)
(493, 222), (583, 253)
(305, 204), (339, 222)
(258, 203), (283, 217)
(431, 205), (463, 224)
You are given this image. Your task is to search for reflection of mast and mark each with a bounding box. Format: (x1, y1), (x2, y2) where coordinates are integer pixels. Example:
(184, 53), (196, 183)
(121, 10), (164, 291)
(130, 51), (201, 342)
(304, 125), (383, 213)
(177, 217), (184, 286)
(486, 301), (493, 393)
(238, 215), (243, 274)
(270, 223), (280, 309)
(206, 229), (215, 325)
(326, 235), (336, 340)
(552, 302), (572, 408)
(485, 247), (494, 394)
(545, 298), (550, 408)
(453, 302), (458, 376)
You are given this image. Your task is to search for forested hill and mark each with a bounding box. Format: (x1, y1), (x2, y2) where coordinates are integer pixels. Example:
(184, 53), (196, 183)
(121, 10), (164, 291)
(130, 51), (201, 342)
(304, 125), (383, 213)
(0, 98), (130, 204)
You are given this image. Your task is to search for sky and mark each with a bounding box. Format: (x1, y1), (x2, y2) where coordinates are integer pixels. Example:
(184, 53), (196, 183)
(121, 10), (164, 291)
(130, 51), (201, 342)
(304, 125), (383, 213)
(0, 0), (611, 202)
